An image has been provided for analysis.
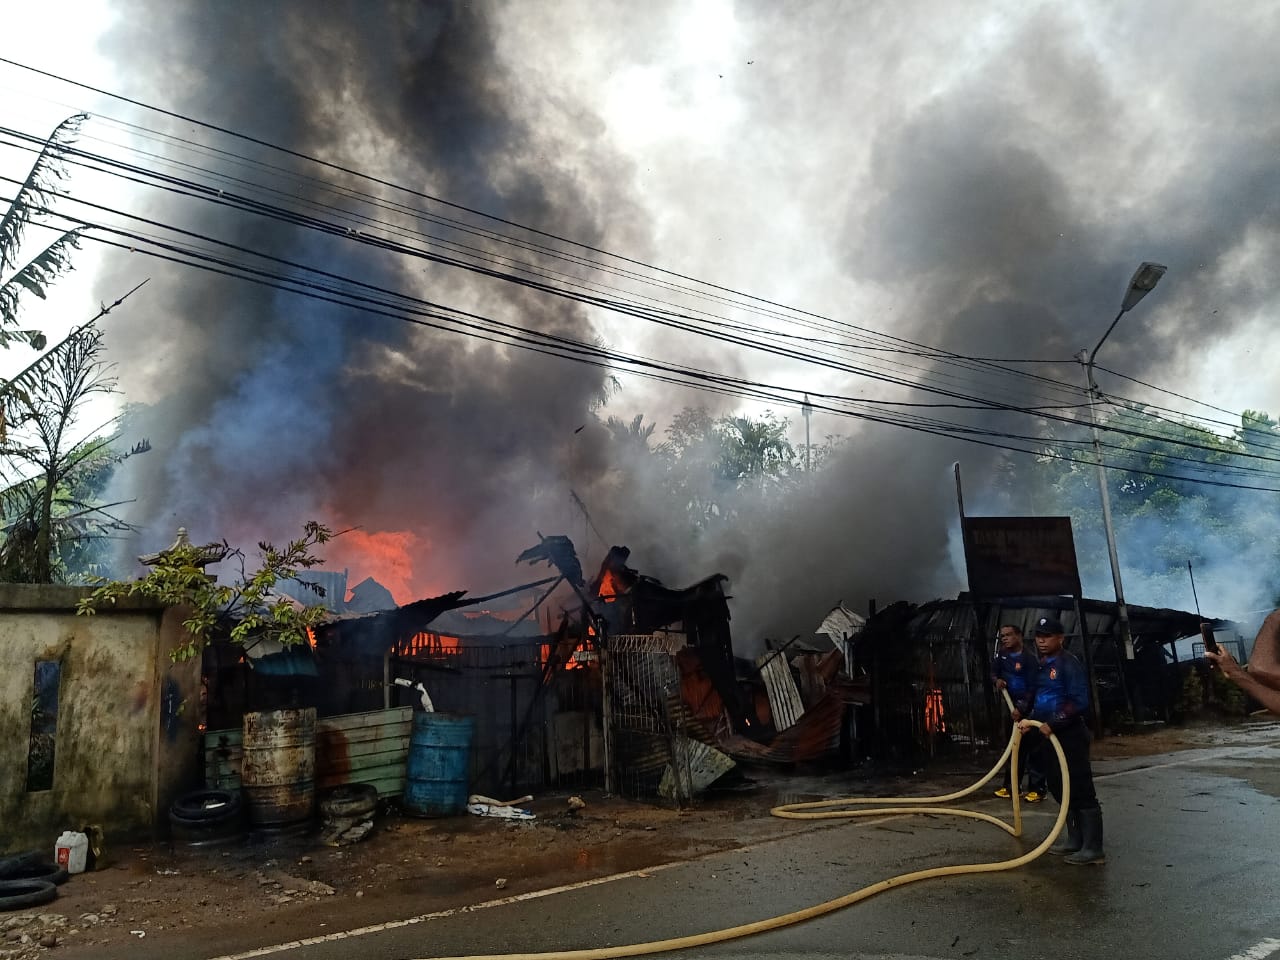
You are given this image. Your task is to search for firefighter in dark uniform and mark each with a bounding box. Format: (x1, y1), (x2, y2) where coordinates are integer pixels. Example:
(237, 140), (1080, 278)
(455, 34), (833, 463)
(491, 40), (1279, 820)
(990, 624), (1044, 800)
(1017, 616), (1105, 865)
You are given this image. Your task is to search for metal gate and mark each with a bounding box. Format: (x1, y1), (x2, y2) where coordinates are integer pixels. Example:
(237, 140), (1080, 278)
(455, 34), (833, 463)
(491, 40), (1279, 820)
(606, 632), (704, 804)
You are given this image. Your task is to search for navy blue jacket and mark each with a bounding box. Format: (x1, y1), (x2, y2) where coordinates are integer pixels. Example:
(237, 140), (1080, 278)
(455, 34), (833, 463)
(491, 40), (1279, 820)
(991, 648), (1039, 713)
(1028, 650), (1090, 732)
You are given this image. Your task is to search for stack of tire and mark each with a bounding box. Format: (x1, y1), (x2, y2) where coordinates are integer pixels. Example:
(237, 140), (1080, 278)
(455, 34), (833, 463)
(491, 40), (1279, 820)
(0, 852), (66, 911)
(169, 788), (247, 847)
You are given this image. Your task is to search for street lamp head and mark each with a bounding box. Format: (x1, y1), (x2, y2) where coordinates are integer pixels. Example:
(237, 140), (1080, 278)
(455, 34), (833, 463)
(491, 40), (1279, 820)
(1120, 261), (1167, 313)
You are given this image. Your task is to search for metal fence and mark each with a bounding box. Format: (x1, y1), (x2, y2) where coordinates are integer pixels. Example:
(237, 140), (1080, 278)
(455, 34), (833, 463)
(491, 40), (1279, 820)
(389, 641), (603, 798)
(606, 633), (699, 804)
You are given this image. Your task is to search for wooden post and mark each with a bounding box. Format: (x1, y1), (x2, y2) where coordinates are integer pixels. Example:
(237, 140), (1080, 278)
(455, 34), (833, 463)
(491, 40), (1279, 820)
(598, 626), (615, 795)
(383, 645), (392, 711)
(1073, 595), (1103, 736)
(959, 604), (977, 756)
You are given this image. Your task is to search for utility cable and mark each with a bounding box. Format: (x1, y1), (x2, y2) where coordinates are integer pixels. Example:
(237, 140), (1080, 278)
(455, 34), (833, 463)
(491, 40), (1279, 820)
(5, 127), (1277, 484)
(0, 98), (1155, 417)
(0, 68), (1259, 439)
(25, 171), (1278, 470)
(15, 197), (1274, 496)
(0, 124), (1199, 431)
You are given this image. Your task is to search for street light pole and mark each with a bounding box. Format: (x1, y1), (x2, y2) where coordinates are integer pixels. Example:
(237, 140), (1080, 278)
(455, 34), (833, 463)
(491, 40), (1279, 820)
(1079, 262), (1167, 664)
(802, 394), (813, 473)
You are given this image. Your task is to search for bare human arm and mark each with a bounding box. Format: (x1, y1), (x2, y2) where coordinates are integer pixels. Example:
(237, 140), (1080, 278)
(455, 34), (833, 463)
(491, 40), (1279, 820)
(1206, 644), (1280, 716)
(1245, 609), (1280, 690)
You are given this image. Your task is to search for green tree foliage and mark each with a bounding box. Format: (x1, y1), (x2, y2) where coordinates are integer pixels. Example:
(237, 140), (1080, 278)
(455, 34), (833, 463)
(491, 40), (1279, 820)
(604, 413), (656, 453)
(0, 116), (152, 583)
(654, 406), (726, 528)
(997, 404), (1280, 607)
(599, 406), (818, 532)
(78, 521), (335, 662)
(717, 412), (795, 498)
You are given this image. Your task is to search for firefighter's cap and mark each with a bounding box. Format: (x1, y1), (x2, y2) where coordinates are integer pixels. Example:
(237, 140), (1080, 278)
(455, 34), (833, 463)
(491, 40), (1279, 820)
(1034, 616), (1066, 636)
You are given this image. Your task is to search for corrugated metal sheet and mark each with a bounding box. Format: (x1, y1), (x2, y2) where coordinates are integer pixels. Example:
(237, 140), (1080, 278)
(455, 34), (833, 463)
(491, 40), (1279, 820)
(658, 736), (734, 801)
(715, 689), (846, 764)
(316, 707), (413, 797)
(757, 651), (803, 731)
(817, 602), (865, 646)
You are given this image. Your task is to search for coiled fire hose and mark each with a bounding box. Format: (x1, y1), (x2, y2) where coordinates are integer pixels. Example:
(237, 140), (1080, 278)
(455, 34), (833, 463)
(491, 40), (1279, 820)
(410, 691), (1069, 960)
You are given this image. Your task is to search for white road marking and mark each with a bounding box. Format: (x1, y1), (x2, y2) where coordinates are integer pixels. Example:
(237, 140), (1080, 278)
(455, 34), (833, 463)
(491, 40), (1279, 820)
(204, 815), (898, 960)
(1095, 746), (1280, 780)
(205, 864), (684, 959)
(1224, 937), (1280, 960)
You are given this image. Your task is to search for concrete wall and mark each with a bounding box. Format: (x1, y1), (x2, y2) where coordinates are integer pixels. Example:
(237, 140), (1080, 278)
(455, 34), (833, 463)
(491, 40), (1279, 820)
(0, 585), (202, 854)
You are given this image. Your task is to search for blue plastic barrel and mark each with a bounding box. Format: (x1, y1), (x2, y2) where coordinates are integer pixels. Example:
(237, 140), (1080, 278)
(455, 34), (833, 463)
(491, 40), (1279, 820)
(403, 713), (475, 817)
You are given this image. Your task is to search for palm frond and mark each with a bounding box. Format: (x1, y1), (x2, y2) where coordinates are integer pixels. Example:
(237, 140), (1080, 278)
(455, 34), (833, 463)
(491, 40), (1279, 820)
(0, 229), (83, 345)
(0, 115), (85, 274)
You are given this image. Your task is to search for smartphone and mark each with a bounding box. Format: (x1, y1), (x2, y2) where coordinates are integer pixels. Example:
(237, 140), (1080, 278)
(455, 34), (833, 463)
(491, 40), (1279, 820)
(1200, 622), (1220, 654)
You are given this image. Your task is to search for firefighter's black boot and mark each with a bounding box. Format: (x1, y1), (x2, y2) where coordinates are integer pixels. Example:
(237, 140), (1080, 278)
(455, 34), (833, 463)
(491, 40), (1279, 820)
(1047, 810), (1081, 856)
(1065, 807), (1105, 865)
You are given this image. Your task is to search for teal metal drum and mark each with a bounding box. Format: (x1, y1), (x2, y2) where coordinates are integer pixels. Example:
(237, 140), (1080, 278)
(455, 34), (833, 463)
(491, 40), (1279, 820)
(404, 713), (475, 817)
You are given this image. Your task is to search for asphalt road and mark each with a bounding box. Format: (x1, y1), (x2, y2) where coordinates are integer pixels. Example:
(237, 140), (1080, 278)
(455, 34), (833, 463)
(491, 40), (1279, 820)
(107, 726), (1280, 960)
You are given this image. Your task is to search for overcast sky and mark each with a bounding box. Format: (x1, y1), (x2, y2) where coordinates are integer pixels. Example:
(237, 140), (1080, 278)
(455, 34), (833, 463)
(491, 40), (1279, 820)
(2, 1), (1279, 635)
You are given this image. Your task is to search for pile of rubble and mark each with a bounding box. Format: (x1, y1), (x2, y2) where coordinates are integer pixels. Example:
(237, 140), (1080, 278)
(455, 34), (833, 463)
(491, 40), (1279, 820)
(1, 905), (118, 958)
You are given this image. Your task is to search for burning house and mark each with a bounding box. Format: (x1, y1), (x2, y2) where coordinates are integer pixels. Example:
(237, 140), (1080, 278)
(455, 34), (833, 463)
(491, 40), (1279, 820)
(201, 533), (878, 808)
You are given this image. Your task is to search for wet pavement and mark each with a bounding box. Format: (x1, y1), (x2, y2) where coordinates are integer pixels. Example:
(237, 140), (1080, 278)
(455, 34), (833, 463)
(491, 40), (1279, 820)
(63, 720), (1280, 960)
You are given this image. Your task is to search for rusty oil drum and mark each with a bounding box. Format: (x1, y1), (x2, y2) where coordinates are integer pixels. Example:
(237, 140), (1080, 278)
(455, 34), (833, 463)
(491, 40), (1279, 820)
(241, 707), (316, 827)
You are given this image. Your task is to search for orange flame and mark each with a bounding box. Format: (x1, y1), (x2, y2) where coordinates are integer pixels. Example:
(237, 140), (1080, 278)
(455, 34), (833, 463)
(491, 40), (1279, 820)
(401, 631), (460, 657)
(925, 687), (946, 734)
(563, 642), (591, 669)
(597, 569), (625, 603)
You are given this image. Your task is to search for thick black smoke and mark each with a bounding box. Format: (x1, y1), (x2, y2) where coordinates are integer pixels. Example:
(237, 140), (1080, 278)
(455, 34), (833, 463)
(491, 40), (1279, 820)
(94, 1), (1280, 644)
(99, 1), (645, 598)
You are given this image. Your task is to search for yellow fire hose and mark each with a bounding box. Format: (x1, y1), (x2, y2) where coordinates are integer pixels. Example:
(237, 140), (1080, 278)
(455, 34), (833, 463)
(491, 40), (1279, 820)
(410, 692), (1070, 960)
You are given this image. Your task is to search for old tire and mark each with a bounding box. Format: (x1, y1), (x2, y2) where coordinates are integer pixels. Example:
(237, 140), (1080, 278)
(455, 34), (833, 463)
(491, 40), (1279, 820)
(319, 784), (378, 820)
(0, 861), (68, 886)
(170, 789), (246, 846)
(169, 812), (246, 848)
(170, 788), (242, 822)
(0, 879), (57, 911)
(0, 851), (42, 880)
(169, 804), (246, 847)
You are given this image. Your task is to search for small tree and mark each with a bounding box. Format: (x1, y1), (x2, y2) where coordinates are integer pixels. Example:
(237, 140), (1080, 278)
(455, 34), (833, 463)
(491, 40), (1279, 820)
(77, 521), (336, 662)
(0, 324), (150, 582)
(717, 412), (796, 498)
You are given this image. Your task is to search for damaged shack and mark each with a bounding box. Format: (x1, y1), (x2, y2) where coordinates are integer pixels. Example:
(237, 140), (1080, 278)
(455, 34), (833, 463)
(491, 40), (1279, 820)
(201, 535), (874, 810)
(846, 594), (1243, 766)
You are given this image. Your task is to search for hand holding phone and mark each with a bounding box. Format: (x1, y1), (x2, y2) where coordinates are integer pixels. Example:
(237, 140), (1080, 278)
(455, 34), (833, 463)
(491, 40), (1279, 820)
(1200, 622), (1219, 654)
